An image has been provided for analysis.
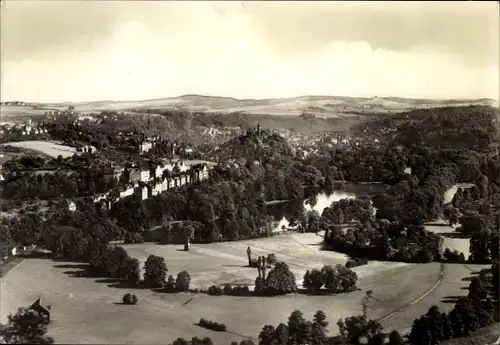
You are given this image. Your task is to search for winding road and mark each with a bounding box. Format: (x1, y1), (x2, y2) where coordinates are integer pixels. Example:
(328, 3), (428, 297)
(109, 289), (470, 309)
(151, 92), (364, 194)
(377, 262), (445, 322)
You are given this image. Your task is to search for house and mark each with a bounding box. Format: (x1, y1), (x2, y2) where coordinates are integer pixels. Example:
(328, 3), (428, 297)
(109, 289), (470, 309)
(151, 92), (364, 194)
(176, 160), (189, 173)
(152, 181), (163, 196)
(193, 164), (210, 182)
(95, 198), (112, 212)
(68, 201), (77, 212)
(0, 244), (17, 259)
(140, 185), (149, 200)
(150, 162), (172, 180)
(104, 164), (124, 180)
(57, 200), (77, 212)
(139, 140), (153, 154)
(29, 297), (51, 323)
(118, 185), (135, 199)
(125, 167), (142, 184)
(76, 145), (97, 154)
(161, 177), (169, 191)
(140, 169), (150, 182)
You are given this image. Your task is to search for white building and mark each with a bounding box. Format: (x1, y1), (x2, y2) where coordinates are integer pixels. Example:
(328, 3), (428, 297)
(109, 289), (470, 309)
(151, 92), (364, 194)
(140, 169), (150, 182)
(68, 201), (77, 212)
(119, 186), (135, 199)
(152, 182), (163, 196)
(139, 141), (153, 154)
(77, 145), (97, 154)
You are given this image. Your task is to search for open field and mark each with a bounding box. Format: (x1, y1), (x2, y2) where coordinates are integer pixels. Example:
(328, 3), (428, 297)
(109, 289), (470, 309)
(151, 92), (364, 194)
(5, 95), (497, 119)
(425, 220), (470, 257)
(1, 232), (480, 344)
(0, 106), (49, 119)
(0, 141), (76, 158)
(379, 263), (489, 334)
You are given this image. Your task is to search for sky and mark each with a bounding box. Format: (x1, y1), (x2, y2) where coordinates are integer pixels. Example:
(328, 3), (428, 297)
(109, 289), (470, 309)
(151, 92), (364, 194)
(1, 1), (498, 102)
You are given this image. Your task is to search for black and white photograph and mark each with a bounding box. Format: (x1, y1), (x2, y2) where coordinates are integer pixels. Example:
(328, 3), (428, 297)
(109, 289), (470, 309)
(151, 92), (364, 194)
(0, 1), (498, 345)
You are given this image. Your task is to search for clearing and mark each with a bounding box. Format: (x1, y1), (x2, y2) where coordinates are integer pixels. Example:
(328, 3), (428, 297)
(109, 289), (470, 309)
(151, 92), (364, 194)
(0, 141), (76, 158)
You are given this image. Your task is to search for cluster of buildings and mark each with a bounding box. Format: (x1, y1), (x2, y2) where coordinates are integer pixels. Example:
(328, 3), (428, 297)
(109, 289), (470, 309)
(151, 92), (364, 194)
(0, 119), (49, 137)
(92, 159), (212, 210)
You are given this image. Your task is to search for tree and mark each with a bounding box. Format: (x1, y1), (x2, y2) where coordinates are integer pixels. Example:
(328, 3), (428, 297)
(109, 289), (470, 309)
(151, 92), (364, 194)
(287, 310), (311, 345)
(0, 307), (54, 344)
(311, 310), (328, 345)
(258, 325), (277, 345)
(388, 330), (404, 345)
(143, 255), (168, 288)
(125, 257), (141, 284)
(337, 315), (383, 345)
(303, 269), (323, 293)
(175, 271), (191, 292)
(443, 205), (461, 226)
(274, 323), (288, 345)
(264, 262), (297, 295)
(104, 246), (129, 278)
(165, 274), (176, 291)
(468, 276), (487, 300)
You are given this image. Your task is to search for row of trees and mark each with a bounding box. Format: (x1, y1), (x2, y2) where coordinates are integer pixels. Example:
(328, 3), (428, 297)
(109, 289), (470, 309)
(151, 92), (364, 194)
(410, 263), (499, 345)
(303, 265), (358, 294)
(2, 167), (118, 200)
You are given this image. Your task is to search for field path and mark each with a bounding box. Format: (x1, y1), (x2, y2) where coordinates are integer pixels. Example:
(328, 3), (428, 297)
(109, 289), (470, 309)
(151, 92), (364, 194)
(378, 263), (445, 322)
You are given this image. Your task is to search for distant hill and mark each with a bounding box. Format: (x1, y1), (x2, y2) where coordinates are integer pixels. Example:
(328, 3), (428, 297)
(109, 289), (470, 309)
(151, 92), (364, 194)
(2, 95), (498, 118)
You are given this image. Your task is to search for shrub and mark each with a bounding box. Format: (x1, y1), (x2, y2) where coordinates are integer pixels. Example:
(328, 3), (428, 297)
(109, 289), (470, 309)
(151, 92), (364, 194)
(165, 274), (176, 292)
(198, 318), (227, 332)
(223, 285), (233, 295)
(266, 253), (277, 265)
(207, 285), (223, 296)
(231, 285), (251, 296)
(175, 271), (191, 292)
(345, 257), (368, 268)
(122, 293), (138, 305)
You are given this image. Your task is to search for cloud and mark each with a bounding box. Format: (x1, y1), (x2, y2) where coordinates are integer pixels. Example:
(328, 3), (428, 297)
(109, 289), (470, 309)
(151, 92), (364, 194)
(1, 1), (498, 102)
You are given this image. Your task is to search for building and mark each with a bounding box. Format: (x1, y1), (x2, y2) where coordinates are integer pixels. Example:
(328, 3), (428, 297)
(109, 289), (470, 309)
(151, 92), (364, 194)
(0, 244), (17, 259)
(140, 169), (150, 182)
(118, 185), (135, 199)
(76, 145), (98, 154)
(68, 201), (77, 212)
(152, 181), (163, 196)
(29, 297), (51, 323)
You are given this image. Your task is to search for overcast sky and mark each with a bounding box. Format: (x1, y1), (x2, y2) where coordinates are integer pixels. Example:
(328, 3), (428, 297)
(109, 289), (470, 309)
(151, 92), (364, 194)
(1, 1), (498, 102)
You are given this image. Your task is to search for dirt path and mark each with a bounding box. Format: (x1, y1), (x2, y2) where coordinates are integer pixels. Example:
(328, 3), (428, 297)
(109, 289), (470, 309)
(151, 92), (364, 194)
(378, 262), (445, 322)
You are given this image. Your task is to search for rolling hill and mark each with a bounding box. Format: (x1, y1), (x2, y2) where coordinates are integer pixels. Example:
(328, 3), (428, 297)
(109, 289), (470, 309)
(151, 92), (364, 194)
(2, 95), (498, 119)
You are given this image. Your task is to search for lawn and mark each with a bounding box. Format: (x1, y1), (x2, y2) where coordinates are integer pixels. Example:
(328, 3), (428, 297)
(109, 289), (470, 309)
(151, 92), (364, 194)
(0, 233), (468, 344)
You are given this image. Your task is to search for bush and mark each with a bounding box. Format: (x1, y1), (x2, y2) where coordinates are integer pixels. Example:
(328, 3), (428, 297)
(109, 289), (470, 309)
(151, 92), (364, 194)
(223, 285), (233, 295)
(207, 285), (223, 296)
(443, 248), (466, 263)
(122, 293), (138, 305)
(198, 318), (227, 332)
(165, 274), (176, 292)
(249, 258), (258, 268)
(345, 257), (368, 268)
(175, 271), (191, 292)
(266, 253), (277, 265)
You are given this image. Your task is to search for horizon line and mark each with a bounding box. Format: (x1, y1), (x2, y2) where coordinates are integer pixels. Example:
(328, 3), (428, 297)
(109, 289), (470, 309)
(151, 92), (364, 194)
(2, 93), (498, 105)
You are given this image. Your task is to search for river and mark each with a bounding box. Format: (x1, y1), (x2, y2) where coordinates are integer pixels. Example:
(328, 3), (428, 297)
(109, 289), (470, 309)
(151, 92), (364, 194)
(269, 182), (474, 234)
(268, 182), (383, 232)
